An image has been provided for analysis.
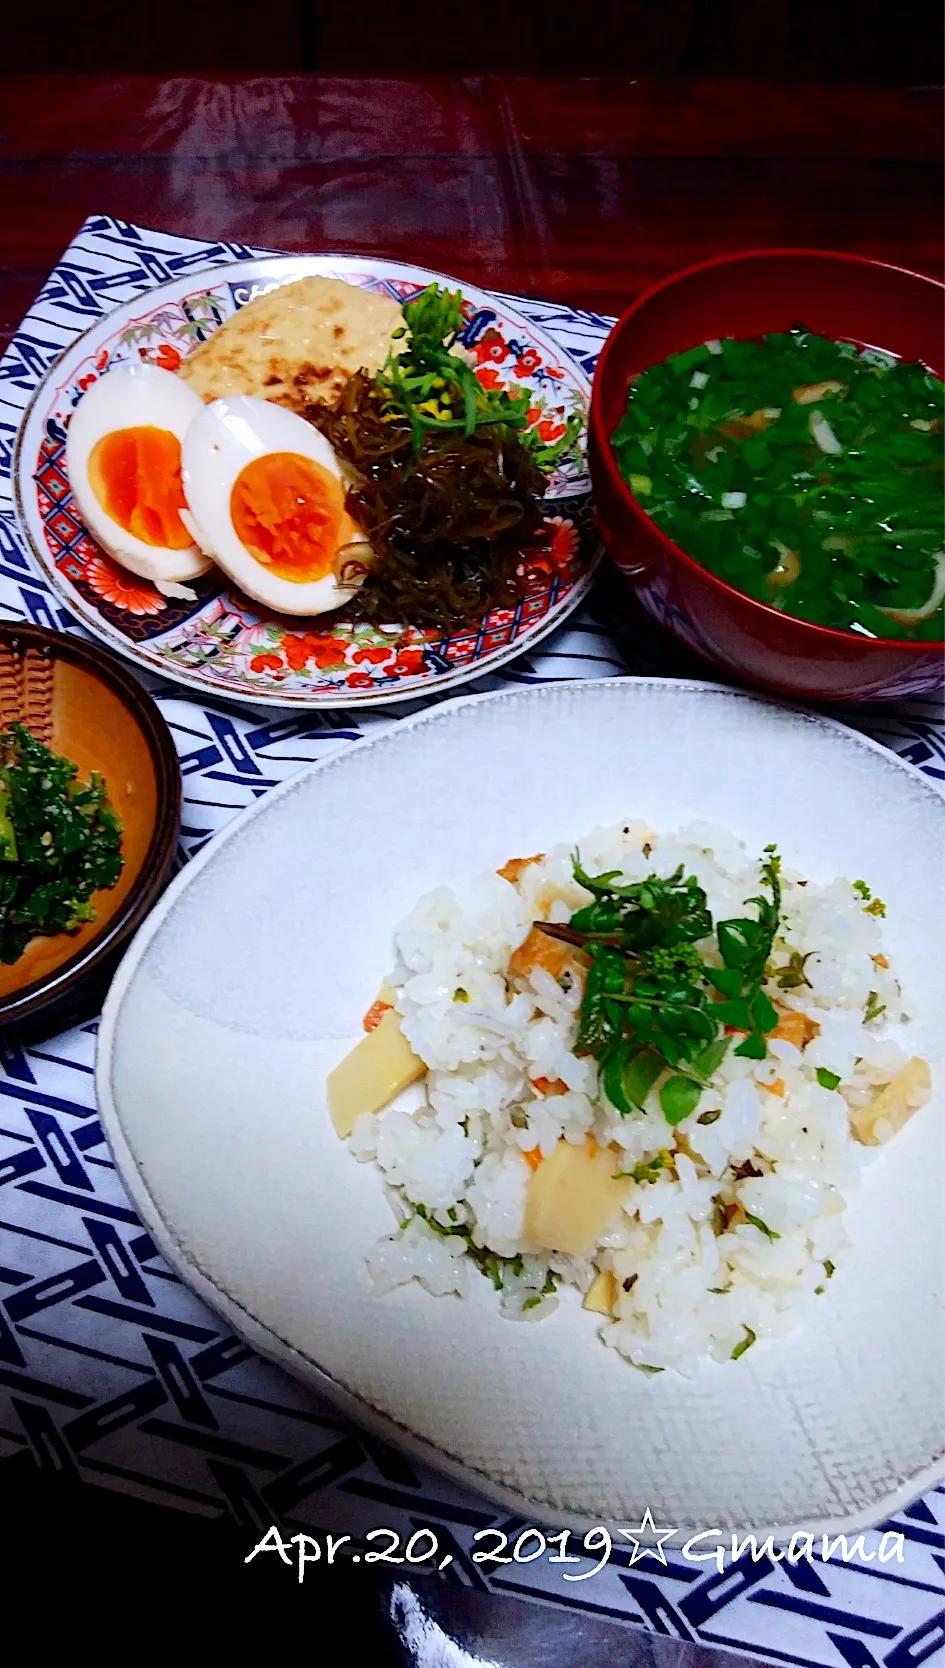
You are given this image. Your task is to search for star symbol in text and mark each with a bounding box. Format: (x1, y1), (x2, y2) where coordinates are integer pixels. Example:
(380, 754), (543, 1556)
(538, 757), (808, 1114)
(621, 1507), (678, 1566)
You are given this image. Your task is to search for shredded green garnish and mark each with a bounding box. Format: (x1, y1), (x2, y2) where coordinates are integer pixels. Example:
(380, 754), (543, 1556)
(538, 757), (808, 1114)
(618, 1151), (672, 1184)
(864, 991), (887, 1025)
(814, 1261), (835, 1296)
(380, 285), (582, 472)
(731, 1325), (757, 1360)
(744, 1212), (780, 1241)
(412, 1205), (556, 1299)
(0, 725), (123, 964)
(816, 1067), (841, 1091)
(776, 950), (814, 991)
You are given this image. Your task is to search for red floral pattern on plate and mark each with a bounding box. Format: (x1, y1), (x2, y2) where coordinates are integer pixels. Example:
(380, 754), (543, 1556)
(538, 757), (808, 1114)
(20, 256), (595, 706)
(84, 555), (167, 617)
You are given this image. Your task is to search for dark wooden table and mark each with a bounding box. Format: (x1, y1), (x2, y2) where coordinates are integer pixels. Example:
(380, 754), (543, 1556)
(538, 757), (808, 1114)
(0, 74), (942, 355)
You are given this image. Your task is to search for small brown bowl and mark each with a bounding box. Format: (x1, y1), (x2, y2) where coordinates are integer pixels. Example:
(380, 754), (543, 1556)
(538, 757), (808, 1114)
(0, 623), (181, 1034)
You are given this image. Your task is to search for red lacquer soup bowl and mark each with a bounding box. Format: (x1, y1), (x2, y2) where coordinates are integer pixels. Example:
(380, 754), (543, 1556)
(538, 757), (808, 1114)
(589, 250), (945, 702)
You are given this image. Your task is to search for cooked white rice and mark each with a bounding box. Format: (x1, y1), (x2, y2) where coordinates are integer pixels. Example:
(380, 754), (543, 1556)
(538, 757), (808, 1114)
(348, 820), (918, 1374)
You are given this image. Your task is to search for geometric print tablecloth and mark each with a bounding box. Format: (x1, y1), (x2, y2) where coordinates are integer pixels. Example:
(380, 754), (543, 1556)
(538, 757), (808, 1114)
(0, 217), (943, 1668)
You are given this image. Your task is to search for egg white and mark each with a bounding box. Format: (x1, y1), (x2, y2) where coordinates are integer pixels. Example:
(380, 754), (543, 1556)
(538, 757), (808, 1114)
(66, 362), (214, 589)
(180, 396), (370, 617)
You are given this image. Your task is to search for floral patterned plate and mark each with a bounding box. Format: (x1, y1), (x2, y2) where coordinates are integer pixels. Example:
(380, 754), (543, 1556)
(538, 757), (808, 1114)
(14, 255), (598, 708)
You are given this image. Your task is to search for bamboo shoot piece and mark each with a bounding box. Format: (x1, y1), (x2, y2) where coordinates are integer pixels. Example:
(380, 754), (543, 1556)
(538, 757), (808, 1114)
(525, 1139), (631, 1255)
(850, 1057), (931, 1146)
(328, 1006), (426, 1138)
(583, 1269), (618, 1316)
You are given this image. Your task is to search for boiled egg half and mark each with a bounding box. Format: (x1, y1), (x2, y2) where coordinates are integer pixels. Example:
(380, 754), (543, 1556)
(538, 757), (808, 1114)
(180, 396), (370, 616)
(65, 363), (213, 591)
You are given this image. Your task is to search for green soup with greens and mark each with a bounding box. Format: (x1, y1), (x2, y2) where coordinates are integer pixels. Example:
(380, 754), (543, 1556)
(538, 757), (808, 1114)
(611, 329), (945, 641)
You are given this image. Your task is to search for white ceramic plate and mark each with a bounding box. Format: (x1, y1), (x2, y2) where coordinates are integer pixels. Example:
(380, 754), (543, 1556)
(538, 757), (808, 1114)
(96, 679), (945, 1538)
(14, 254), (597, 710)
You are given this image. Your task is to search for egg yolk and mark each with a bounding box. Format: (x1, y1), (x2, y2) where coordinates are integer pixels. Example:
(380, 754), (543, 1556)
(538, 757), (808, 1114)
(230, 452), (355, 583)
(87, 426), (193, 549)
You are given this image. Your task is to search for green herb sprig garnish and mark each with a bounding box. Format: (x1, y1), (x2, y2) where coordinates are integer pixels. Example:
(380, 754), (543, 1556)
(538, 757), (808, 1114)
(702, 846), (783, 1061)
(0, 725), (123, 965)
(385, 288), (528, 441)
(380, 285), (582, 473)
(555, 846), (783, 1126)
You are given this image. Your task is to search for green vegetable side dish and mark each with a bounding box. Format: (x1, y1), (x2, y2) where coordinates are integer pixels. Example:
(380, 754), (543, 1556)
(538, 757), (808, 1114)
(0, 725), (123, 966)
(557, 845), (785, 1126)
(610, 328), (945, 641)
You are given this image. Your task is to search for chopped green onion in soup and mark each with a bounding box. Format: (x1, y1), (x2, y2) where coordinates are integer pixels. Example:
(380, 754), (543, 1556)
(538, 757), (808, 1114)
(610, 328), (945, 641)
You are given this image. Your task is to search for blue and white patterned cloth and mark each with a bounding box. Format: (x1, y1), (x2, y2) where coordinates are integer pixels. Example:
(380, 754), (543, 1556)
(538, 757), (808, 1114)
(0, 218), (943, 1667)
